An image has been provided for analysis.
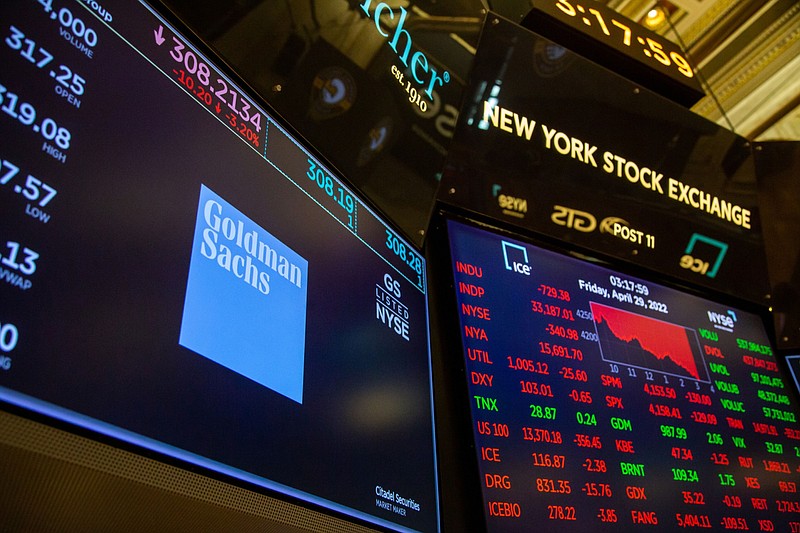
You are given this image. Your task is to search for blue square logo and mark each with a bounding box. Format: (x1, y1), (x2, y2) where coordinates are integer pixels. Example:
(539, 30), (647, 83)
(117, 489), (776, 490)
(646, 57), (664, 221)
(180, 185), (308, 403)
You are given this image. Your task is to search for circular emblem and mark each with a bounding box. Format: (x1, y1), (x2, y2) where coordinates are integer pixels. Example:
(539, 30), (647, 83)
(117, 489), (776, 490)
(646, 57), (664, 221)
(533, 39), (576, 78)
(600, 216), (631, 234)
(309, 66), (357, 120)
(357, 116), (394, 167)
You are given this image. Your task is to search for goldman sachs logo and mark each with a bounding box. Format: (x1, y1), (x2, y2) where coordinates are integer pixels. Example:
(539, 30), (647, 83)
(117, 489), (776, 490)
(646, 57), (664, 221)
(357, 0), (451, 99)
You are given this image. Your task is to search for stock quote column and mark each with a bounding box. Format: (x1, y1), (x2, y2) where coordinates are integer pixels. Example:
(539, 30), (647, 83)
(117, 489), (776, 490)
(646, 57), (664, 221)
(447, 220), (800, 533)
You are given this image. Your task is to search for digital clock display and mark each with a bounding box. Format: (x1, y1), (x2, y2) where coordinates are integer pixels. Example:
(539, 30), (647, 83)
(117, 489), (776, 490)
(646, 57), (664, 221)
(524, 0), (704, 106)
(553, 0), (693, 78)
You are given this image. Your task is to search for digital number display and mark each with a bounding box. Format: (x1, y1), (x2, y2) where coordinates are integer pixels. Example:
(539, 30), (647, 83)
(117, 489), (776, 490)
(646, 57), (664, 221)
(523, 0), (705, 106)
(447, 219), (800, 532)
(550, 0), (694, 79)
(0, 1), (437, 531)
(786, 355), (800, 399)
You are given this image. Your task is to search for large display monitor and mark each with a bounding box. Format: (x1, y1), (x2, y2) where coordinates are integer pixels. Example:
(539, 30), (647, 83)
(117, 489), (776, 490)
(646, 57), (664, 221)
(445, 217), (800, 532)
(0, 1), (439, 531)
(786, 355), (800, 398)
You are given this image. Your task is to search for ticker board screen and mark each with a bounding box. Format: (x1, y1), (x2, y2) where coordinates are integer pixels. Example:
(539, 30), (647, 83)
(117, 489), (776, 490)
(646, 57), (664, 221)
(0, 1), (439, 531)
(446, 218), (800, 532)
(787, 356), (800, 400)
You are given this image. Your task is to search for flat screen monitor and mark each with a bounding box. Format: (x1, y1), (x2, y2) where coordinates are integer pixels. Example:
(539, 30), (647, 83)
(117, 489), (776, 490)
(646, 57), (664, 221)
(446, 218), (800, 532)
(0, 1), (439, 531)
(786, 355), (800, 398)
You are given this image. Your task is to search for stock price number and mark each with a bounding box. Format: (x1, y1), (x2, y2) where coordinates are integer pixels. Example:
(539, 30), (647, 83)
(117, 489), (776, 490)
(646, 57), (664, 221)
(1, 241), (39, 275)
(682, 491), (705, 505)
(36, 1), (99, 50)
(574, 433), (602, 449)
(159, 32), (264, 147)
(545, 324), (578, 340)
(0, 240), (39, 290)
(385, 229), (423, 277)
(536, 478), (571, 494)
(676, 513), (711, 528)
(531, 299), (575, 321)
(1, 157), (57, 208)
(583, 482), (612, 497)
(508, 356), (549, 375)
(582, 458), (607, 473)
(6, 26), (86, 98)
(538, 284), (570, 301)
(306, 158), (355, 229)
(660, 424), (688, 440)
(671, 467), (699, 483)
(0, 84), (72, 149)
(548, 505), (576, 521)
(530, 404), (557, 420)
(522, 427), (562, 444)
(532, 453), (565, 468)
(0, 319), (17, 371)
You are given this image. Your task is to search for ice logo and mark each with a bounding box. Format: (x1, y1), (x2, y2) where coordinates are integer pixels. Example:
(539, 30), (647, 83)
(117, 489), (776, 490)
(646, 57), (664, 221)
(502, 240), (530, 276)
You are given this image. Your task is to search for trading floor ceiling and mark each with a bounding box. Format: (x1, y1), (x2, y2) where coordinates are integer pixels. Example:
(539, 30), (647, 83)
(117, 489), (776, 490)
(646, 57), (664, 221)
(162, 0), (800, 142)
(608, 0), (800, 142)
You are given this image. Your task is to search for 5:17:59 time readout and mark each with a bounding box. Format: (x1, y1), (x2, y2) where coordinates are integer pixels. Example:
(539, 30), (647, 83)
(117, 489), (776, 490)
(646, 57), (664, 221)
(552, 0), (694, 78)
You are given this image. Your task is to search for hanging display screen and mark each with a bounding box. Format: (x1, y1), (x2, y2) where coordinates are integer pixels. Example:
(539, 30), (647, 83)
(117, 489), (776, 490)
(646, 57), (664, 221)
(438, 15), (767, 306)
(786, 356), (800, 397)
(446, 218), (800, 532)
(0, 1), (439, 531)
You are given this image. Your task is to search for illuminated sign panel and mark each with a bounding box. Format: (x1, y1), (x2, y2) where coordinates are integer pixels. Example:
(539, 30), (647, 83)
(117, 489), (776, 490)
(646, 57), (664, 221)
(439, 15), (767, 304)
(447, 218), (800, 532)
(0, 1), (439, 531)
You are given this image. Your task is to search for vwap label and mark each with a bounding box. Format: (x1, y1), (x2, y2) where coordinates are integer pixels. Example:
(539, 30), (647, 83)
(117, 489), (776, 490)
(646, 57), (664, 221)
(180, 185), (309, 403)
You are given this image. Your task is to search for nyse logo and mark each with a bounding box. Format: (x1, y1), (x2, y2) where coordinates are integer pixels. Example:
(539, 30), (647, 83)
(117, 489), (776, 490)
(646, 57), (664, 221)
(708, 310), (737, 332)
(493, 185), (527, 218)
(502, 241), (530, 275)
(497, 192), (528, 219)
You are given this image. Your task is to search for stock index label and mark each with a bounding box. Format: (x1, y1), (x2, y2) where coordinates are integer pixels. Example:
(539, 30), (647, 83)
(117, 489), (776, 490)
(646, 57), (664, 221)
(447, 219), (800, 533)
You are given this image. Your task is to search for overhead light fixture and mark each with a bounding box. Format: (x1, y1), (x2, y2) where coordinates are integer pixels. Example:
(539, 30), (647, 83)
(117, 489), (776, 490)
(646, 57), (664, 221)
(643, 6), (667, 30)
